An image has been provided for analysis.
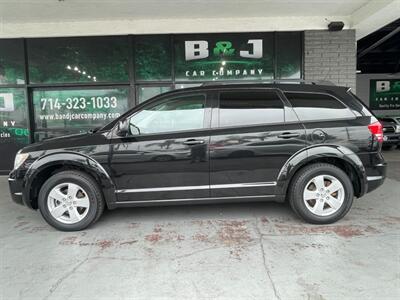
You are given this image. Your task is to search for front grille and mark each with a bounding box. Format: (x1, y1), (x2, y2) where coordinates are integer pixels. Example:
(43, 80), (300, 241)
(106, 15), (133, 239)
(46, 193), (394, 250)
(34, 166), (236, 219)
(383, 126), (395, 133)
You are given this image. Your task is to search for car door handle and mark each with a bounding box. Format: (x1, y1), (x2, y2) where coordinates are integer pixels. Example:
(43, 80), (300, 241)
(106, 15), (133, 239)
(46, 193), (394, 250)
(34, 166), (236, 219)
(278, 132), (300, 139)
(183, 139), (205, 145)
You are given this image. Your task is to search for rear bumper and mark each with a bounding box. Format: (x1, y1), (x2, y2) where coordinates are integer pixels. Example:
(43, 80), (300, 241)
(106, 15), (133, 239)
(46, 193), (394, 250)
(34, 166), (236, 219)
(366, 175), (386, 193)
(366, 163), (387, 193)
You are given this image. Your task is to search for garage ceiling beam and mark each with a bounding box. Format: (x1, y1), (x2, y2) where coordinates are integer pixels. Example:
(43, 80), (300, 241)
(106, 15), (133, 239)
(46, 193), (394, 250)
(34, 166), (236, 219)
(357, 26), (400, 59)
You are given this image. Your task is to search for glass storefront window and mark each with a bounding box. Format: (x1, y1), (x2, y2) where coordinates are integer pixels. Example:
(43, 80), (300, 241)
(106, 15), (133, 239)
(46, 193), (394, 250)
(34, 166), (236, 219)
(137, 86), (172, 104)
(276, 32), (302, 79)
(174, 33), (274, 81)
(27, 36), (129, 84)
(0, 88), (29, 170)
(32, 87), (129, 133)
(0, 39), (25, 85)
(135, 35), (172, 81)
(175, 83), (202, 89)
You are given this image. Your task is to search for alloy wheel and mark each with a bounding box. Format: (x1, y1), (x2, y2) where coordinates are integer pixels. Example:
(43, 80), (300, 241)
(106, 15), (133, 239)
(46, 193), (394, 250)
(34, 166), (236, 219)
(47, 182), (90, 224)
(303, 174), (345, 217)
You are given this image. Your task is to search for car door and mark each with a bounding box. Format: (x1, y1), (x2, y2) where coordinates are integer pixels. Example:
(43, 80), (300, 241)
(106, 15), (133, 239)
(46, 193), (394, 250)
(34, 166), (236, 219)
(109, 92), (211, 202)
(209, 88), (306, 198)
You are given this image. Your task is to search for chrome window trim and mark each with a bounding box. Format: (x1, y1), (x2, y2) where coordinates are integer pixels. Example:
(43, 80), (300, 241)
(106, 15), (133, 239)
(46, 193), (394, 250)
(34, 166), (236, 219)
(115, 181), (277, 193)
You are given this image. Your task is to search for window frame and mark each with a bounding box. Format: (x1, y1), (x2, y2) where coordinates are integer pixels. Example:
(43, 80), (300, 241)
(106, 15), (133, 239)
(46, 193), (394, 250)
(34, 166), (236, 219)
(120, 91), (212, 137)
(212, 88), (287, 129)
(282, 91), (357, 123)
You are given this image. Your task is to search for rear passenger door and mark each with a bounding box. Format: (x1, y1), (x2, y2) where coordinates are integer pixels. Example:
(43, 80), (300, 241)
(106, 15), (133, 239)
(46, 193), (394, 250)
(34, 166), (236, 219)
(209, 89), (306, 198)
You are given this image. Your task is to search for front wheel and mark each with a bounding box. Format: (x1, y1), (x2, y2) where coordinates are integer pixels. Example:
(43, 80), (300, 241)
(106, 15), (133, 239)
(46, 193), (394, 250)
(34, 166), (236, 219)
(288, 163), (354, 224)
(38, 170), (105, 231)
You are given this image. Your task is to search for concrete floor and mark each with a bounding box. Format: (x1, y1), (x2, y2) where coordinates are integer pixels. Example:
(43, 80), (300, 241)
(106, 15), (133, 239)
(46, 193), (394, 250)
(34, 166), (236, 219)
(1, 151), (399, 300)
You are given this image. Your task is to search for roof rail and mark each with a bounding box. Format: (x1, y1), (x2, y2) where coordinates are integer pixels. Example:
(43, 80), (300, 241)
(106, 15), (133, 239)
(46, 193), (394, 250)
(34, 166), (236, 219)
(200, 79), (336, 86)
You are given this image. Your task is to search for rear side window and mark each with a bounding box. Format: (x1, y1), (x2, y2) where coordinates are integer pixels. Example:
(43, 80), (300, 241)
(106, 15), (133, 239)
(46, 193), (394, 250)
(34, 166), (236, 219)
(285, 92), (355, 121)
(218, 91), (284, 127)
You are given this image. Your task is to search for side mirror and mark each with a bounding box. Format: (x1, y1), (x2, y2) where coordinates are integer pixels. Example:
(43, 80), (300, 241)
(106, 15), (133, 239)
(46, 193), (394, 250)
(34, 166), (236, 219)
(117, 120), (129, 137)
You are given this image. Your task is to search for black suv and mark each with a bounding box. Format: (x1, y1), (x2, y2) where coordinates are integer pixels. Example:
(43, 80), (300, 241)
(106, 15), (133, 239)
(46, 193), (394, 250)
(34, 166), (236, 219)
(9, 83), (387, 231)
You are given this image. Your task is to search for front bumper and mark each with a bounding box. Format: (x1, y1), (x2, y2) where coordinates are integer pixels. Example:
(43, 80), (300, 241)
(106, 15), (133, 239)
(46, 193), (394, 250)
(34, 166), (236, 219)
(383, 133), (400, 145)
(8, 176), (24, 206)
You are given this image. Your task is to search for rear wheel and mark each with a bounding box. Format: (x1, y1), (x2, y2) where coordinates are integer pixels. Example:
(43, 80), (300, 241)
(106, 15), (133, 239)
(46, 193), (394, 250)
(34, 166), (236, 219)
(38, 170), (104, 231)
(289, 163), (354, 224)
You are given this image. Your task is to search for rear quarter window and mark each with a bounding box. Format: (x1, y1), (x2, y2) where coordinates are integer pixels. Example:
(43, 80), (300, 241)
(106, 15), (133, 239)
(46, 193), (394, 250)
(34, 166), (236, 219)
(284, 92), (355, 121)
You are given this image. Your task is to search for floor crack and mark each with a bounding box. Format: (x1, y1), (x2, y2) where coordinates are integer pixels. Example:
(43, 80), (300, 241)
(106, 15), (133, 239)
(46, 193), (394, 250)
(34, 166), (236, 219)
(42, 232), (97, 300)
(253, 217), (281, 300)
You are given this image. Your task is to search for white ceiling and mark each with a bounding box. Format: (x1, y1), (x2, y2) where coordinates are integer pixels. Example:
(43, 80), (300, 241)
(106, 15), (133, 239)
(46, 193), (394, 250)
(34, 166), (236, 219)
(0, 0), (398, 39)
(0, 0), (371, 23)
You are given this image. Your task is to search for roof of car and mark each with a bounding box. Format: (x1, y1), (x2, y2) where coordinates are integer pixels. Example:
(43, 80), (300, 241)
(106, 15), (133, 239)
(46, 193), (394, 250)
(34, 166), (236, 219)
(170, 82), (350, 95)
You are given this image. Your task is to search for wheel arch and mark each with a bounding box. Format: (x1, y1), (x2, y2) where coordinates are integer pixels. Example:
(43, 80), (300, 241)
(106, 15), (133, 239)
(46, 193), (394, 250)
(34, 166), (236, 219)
(23, 152), (116, 209)
(277, 145), (367, 198)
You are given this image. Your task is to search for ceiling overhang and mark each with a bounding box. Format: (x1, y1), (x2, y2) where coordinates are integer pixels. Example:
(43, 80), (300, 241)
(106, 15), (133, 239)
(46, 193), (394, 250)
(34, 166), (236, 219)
(0, 0), (398, 39)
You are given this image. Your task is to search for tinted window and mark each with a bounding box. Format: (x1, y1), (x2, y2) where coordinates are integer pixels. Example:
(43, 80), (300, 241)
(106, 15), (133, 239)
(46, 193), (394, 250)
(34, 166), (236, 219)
(135, 35), (172, 81)
(285, 92), (354, 121)
(129, 94), (205, 134)
(276, 32), (302, 79)
(27, 36), (129, 84)
(218, 91), (284, 127)
(137, 86), (172, 104)
(0, 39), (25, 85)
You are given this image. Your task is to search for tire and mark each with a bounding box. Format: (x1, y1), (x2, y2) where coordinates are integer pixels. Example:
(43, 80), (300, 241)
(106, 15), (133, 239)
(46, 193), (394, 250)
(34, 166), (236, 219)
(38, 170), (105, 231)
(288, 163), (354, 224)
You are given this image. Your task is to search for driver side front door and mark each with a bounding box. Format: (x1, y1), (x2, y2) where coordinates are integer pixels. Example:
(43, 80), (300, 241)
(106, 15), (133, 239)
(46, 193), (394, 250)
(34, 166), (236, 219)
(109, 92), (211, 203)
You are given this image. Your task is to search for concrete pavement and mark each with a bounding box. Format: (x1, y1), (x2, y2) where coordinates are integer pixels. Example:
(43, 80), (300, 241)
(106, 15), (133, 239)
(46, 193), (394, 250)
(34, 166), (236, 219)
(1, 150), (399, 300)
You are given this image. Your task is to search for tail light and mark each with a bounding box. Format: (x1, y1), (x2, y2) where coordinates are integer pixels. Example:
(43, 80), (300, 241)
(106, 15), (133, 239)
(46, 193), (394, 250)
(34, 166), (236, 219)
(368, 121), (383, 143)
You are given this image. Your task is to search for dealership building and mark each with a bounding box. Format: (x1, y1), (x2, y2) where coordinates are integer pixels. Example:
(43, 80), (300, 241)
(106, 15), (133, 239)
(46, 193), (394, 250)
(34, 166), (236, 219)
(0, 0), (399, 173)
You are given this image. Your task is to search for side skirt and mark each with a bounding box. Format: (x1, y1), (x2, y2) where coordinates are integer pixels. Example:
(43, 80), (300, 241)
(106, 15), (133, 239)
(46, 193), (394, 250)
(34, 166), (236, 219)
(108, 194), (285, 209)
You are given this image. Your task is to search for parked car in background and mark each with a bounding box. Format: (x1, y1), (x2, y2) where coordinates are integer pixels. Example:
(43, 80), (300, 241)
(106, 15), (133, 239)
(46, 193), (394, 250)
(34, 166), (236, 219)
(378, 117), (400, 150)
(9, 83), (387, 231)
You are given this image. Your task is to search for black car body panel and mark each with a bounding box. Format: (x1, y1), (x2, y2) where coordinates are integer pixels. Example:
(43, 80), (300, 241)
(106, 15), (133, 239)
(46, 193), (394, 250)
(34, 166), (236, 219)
(9, 83), (387, 211)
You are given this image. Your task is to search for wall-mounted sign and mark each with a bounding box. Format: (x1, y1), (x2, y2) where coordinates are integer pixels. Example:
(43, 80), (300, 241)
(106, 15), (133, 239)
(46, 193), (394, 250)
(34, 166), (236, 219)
(33, 88), (129, 131)
(369, 79), (400, 110)
(174, 33), (274, 81)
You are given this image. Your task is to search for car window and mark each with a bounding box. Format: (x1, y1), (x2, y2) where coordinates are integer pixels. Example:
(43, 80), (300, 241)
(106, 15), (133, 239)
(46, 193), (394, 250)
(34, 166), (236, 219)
(285, 92), (355, 121)
(128, 94), (206, 135)
(218, 90), (284, 127)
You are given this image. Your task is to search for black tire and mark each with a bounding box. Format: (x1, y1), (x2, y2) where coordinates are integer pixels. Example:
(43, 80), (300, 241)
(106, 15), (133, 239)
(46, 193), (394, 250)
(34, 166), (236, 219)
(288, 163), (354, 224)
(38, 170), (105, 231)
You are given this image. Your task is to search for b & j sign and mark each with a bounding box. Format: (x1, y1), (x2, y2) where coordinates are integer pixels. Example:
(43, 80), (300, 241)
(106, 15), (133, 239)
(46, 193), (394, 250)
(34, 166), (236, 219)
(174, 33), (274, 81)
(369, 79), (400, 110)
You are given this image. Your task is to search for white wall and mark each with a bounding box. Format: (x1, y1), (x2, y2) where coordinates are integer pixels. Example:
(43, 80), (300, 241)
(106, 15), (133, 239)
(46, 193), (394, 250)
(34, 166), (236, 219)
(356, 73), (400, 116)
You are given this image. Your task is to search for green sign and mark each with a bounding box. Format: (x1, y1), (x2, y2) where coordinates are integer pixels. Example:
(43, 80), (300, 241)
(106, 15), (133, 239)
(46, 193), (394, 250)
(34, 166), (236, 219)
(174, 33), (274, 81)
(33, 88), (129, 130)
(369, 79), (400, 110)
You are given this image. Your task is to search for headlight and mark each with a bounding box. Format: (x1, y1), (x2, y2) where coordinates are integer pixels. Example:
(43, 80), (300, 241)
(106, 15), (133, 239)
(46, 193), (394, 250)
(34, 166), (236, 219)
(14, 151), (29, 170)
(396, 125), (400, 133)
